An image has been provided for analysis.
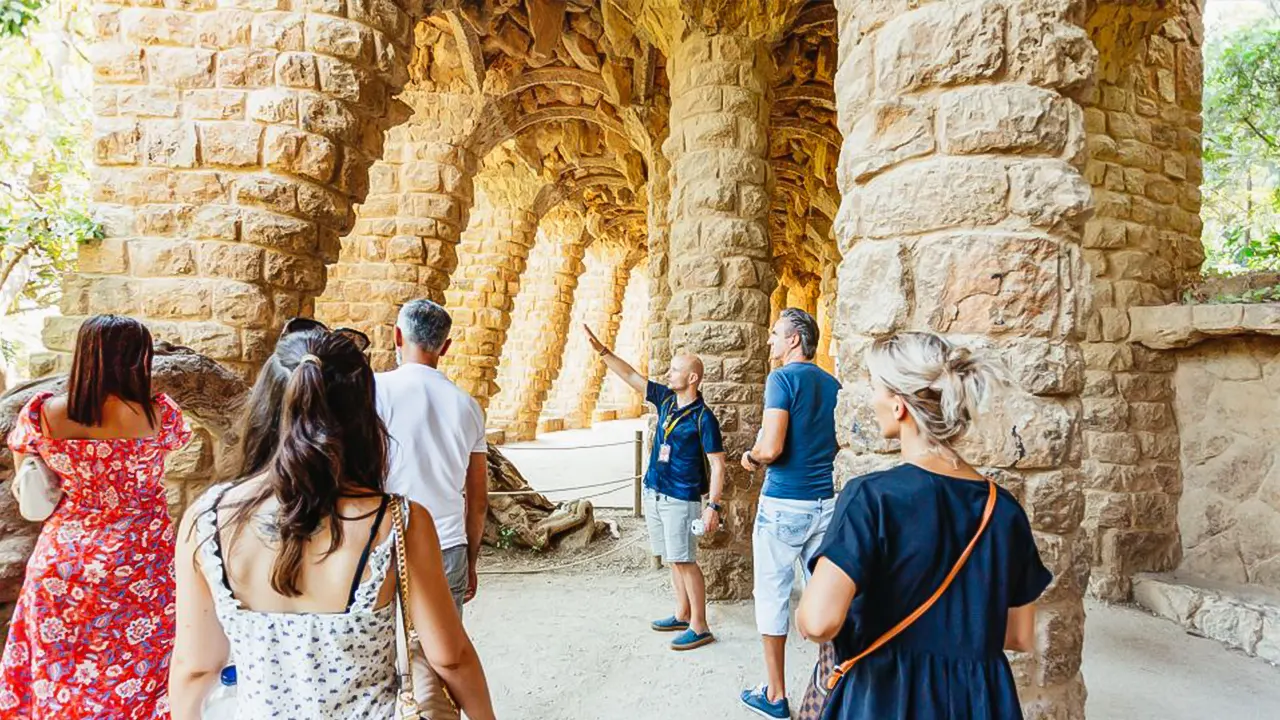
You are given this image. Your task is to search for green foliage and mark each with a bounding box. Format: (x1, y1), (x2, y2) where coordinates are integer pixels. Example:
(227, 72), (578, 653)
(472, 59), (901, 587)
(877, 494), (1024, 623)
(0, 0), (99, 313)
(495, 526), (518, 550)
(0, 0), (46, 38)
(1202, 22), (1280, 273)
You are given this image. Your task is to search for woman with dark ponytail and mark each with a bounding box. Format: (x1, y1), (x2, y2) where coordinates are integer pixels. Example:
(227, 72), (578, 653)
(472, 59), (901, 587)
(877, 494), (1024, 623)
(169, 329), (495, 719)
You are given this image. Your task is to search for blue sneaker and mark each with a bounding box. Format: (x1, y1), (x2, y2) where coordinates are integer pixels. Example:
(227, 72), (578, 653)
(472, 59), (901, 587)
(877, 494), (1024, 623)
(740, 683), (789, 719)
(670, 628), (715, 651)
(651, 615), (689, 632)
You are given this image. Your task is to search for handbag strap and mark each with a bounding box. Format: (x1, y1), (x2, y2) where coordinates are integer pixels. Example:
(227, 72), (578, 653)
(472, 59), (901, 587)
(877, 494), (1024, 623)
(388, 496), (420, 717)
(826, 478), (998, 691)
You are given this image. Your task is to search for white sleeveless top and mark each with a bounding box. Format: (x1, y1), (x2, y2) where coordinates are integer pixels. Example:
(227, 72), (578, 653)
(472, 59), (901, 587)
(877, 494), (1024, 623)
(193, 484), (401, 719)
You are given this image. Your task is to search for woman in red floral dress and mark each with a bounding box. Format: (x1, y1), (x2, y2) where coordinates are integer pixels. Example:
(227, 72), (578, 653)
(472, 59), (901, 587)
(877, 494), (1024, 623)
(1, 315), (191, 718)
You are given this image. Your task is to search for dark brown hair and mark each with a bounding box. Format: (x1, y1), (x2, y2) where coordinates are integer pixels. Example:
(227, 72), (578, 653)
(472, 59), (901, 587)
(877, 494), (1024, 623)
(222, 329), (389, 597)
(67, 314), (156, 428)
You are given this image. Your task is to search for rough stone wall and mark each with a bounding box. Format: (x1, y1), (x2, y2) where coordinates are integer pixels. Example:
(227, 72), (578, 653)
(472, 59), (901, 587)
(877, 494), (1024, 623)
(317, 92), (482, 371)
(660, 28), (776, 600)
(598, 271), (650, 419)
(1079, 1), (1204, 602)
(439, 159), (546, 408)
(830, 0), (1095, 716)
(70, 0), (419, 378)
(489, 208), (590, 442)
(1174, 336), (1280, 590)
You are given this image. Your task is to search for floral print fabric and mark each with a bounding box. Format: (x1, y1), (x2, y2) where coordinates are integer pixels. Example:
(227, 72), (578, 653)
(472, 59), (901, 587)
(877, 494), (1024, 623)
(1, 391), (191, 719)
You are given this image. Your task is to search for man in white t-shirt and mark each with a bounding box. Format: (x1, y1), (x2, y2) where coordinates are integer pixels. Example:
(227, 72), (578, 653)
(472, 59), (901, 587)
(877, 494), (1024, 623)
(375, 299), (489, 614)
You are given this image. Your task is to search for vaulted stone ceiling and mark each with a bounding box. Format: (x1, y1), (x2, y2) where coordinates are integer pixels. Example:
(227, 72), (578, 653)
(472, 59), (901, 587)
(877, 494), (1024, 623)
(770, 0), (840, 290)
(400, 0), (666, 254)
(398, 0), (838, 269)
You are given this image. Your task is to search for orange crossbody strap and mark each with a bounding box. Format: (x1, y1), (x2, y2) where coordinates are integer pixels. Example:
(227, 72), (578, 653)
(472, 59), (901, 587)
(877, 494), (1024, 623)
(825, 479), (998, 691)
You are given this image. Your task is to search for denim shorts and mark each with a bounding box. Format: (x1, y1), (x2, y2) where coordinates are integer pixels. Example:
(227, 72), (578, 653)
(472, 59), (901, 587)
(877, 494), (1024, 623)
(643, 487), (701, 563)
(752, 495), (835, 636)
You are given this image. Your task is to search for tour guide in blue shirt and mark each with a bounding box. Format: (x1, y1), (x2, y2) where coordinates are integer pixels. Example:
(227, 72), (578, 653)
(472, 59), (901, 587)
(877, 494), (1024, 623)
(584, 324), (727, 652)
(739, 308), (841, 719)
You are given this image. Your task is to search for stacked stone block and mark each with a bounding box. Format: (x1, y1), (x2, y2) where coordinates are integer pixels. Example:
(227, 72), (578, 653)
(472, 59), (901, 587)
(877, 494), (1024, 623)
(663, 30), (776, 599)
(438, 162), (546, 409)
(317, 93), (482, 371)
(489, 208), (590, 441)
(831, 0), (1097, 715)
(1079, 3), (1204, 602)
(72, 0), (419, 378)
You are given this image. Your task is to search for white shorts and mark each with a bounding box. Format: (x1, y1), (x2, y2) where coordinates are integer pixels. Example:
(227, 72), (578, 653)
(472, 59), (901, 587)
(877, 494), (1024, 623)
(643, 487), (701, 564)
(752, 495), (835, 636)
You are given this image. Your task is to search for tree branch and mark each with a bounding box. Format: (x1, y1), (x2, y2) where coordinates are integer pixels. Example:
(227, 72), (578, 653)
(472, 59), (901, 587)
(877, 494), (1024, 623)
(0, 238), (41, 296)
(1242, 116), (1279, 149)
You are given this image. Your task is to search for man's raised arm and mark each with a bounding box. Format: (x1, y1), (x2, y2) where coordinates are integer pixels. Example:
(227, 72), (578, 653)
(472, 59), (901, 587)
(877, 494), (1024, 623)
(584, 324), (647, 393)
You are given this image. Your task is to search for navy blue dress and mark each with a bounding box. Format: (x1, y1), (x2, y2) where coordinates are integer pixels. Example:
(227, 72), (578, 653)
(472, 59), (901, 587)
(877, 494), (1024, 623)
(809, 464), (1052, 720)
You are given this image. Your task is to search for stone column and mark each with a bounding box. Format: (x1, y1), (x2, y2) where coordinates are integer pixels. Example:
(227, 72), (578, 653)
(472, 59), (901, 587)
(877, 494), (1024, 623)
(574, 251), (640, 427)
(1078, 4), (1202, 602)
(317, 93), (482, 371)
(438, 162), (545, 409)
(64, 0), (418, 378)
(832, 1), (1095, 716)
(543, 244), (634, 429)
(815, 262), (838, 373)
(769, 280), (788, 327)
(664, 29), (775, 599)
(645, 154), (673, 380)
(540, 243), (619, 425)
(786, 274), (819, 317)
(489, 208), (590, 441)
(598, 272), (650, 420)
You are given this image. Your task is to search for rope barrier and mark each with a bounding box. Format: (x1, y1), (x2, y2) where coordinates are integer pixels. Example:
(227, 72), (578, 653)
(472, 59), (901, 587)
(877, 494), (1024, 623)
(499, 440), (637, 451)
(477, 535), (646, 575)
(488, 475), (638, 497)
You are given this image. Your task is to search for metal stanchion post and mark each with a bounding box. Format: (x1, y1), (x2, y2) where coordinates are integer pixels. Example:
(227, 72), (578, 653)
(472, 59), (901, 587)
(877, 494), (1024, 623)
(633, 430), (643, 518)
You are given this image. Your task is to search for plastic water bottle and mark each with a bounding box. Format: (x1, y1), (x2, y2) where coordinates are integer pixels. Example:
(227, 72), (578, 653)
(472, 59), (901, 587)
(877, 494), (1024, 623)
(690, 518), (706, 536)
(201, 665), (237, 719)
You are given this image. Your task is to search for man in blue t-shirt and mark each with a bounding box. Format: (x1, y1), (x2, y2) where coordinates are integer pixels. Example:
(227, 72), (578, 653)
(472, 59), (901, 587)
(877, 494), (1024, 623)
(738, 308), (841, 718)
(584, 324), (727, 652)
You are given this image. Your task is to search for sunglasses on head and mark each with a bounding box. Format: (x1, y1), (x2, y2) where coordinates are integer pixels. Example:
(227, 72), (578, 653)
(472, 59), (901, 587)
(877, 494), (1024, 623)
(280, 317), (371, 352)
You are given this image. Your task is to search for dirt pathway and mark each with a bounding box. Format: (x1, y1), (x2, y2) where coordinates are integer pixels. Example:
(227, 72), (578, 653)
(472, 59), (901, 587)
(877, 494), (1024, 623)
(464, 566), (1280, 720)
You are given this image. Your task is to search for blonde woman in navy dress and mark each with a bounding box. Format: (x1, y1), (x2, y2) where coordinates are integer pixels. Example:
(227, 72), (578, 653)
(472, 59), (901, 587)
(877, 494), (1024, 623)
(797, 332), (1052, 719)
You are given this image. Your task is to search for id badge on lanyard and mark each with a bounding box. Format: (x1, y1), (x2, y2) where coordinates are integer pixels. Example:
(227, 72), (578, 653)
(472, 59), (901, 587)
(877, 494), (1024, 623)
(658, 399), (694, 464)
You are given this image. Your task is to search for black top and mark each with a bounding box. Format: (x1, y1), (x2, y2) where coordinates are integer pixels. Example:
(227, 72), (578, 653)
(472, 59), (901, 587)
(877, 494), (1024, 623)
(809, 464), (1053, 720)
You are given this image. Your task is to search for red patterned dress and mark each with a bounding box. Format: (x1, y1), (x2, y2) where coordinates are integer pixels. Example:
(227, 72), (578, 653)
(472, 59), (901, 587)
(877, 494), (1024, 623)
(1, 392), (191, 719)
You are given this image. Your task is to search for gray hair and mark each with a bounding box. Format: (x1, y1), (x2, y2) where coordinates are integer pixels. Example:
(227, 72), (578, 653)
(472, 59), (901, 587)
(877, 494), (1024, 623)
(780, 308), (819, 360)
(865, 332), (1003, 450)
(397, 299), (452, 352)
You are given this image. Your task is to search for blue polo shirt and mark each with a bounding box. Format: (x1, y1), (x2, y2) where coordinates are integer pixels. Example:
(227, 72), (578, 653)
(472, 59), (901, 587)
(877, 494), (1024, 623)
(763, 362), (841, 501)
(644, 382), (724, 502)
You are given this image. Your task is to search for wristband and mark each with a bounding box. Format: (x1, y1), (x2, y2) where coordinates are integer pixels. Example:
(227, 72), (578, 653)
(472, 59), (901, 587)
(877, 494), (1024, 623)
(746, 452), (762, 468)
(707, 501), (723, 513)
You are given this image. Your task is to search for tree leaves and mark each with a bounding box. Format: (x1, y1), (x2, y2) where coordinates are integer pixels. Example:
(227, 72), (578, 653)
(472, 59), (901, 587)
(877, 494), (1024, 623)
(1203, 23), (1280, 273)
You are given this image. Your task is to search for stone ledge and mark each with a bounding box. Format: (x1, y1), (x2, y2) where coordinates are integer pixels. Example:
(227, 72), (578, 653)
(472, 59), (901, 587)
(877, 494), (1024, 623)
(1133, 572), (1280, 666)
(1129, 303), (1280, 349)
